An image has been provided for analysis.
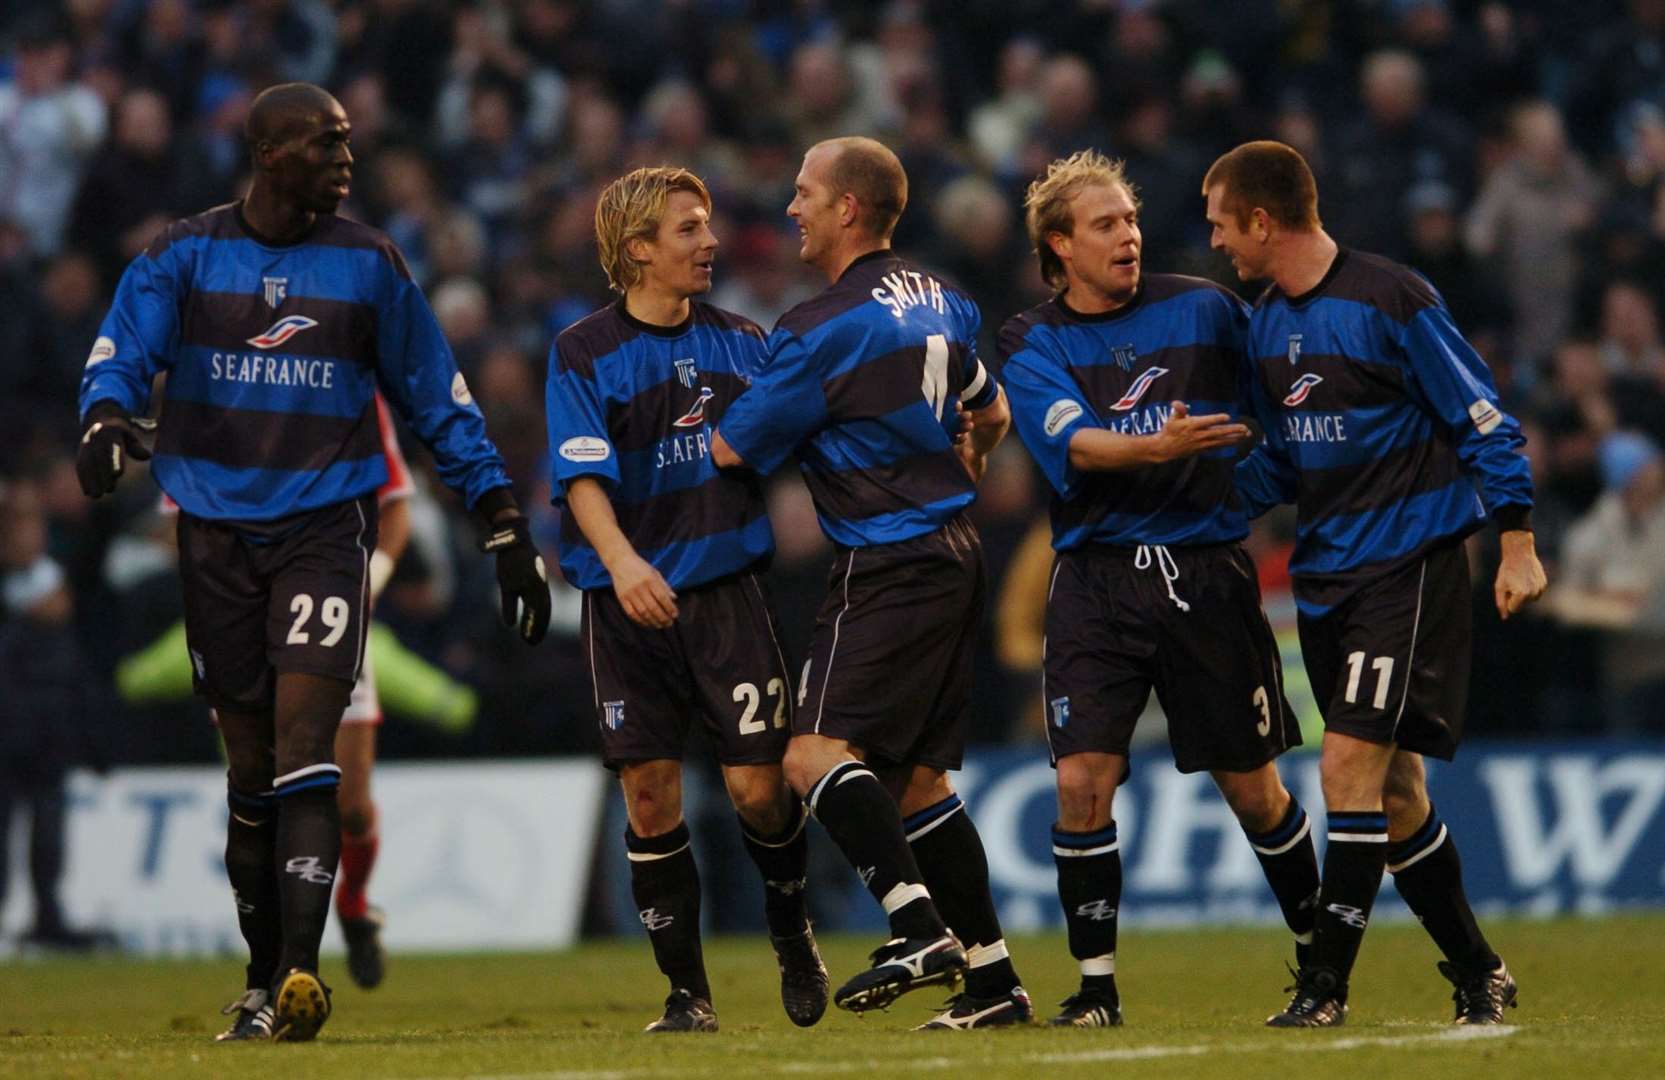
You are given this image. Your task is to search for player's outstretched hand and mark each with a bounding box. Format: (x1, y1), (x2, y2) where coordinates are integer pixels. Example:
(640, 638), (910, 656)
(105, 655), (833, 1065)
(482, 517), (552, 644)
(611, 553), (679, 630)
(1494, 529), (1548, 620)
(76, 405), (153, 497)
(1153, 401), (1251, 463)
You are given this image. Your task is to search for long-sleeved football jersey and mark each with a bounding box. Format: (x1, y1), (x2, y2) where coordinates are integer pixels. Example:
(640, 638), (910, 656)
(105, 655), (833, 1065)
(1235, 249), (1533, 611)
(78, 203), (510, 520)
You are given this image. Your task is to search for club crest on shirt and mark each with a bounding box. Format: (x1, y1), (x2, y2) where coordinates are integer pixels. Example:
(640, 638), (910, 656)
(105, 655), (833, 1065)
(1112, 344), (1137, 371)
(263, 276), (287, 308)
(673, 386), (715, 428)
(1288, 333), (1303, 364)
(1111, 366), (1169, 411)
(1283, 372), (1324, 406)
(246, 314), (318, 350)
(674, 357), (697, 389)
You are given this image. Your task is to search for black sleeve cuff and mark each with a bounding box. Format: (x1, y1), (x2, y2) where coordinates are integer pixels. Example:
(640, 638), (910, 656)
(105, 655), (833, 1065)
(472, 485), (520, 526)
(1493, 503), (1532, 533)
(83, 399), (126, 426)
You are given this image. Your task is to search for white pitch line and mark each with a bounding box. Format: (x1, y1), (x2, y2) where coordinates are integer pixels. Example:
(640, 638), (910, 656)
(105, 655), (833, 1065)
(396, 1025), (1518, 1080)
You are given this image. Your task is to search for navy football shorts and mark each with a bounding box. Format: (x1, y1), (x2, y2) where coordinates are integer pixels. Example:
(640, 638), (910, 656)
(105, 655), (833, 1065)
(1296, 539), (1471, 760)
(1042, 542), (1300, 774)
(178, 495), (377, 711)
(583, 569), (792, 770)
(794, 515), (984, 771)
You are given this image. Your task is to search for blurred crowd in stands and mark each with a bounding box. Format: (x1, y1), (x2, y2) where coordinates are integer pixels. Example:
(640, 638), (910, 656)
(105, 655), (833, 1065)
(4, 0), (1665, 788)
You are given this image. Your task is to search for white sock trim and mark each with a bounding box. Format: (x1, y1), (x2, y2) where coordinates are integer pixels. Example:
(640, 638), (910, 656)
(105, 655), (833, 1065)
(272, 762), (342, 789)
(1387, 823), (1449, 873)
(880, 881), (930, 914)
(1080, 955), (1115, 976)
(1326, 831), (1389, 843)
(1250, 815), (1312, 856)
(807, 763), (877, 815)
(626, 841), (691, 862)
(904, 802), (964, 843)
(1053, 840), (1119, 857)
(967, 940), (1009, 968)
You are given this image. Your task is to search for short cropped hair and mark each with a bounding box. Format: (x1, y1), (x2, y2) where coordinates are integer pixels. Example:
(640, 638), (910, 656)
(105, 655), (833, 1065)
(1023, 150), (1139, 291)
(1202, 140), (1321, 231)
(815, 136), (908, 240)
(594, 166), (712, 293)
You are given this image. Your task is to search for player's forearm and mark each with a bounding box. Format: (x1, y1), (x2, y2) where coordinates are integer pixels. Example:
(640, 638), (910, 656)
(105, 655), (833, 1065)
(967, 388), (1011, 455)
(710, 428), (746, 469)
(565, 478), (642, 571)
(377, 497), (413, 563)
(1067, 427), (1162, 471)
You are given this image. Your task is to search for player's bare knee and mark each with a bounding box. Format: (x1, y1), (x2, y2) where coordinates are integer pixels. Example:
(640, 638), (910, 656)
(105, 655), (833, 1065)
(897, 767), (953, 817)
(726, 768), (792, 833)
(1382, 753), (1430, 835)
(782, 738), (839, 797)
(1055, 755), (1114, 831)
(1214, 767), (1289, 833)
(621, 760), (683, 836)
(223, 742), (275, 795)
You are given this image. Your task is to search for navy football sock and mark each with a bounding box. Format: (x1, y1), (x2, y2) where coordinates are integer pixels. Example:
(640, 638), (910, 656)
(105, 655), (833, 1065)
(273, 770), (343, 979)
(1053, 821), (1121, 991)
(808, 761), (944, 941)
(906, 794), (1018, 998)
(738, 801), (811, 939)
(1311, 811), (1388, 985)
(1244, 798), (1321, 944)
(1388, 806), (1498, 971)
(627, 821), (710, 1001)
(225, 785), (281, 991)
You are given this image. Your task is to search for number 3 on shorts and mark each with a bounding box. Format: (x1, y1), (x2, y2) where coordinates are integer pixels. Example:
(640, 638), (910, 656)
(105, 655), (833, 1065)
(735, 679), (787, 734)
(287, 594), (351, 647)
(1252, 685), (1271, 736)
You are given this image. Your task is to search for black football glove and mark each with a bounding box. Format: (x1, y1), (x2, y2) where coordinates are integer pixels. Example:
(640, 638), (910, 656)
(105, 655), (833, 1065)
(481, 516), (551, 645)
(76, 403), (153, 498)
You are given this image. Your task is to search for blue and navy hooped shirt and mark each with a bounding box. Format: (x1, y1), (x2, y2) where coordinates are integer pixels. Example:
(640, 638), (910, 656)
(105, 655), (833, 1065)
(1235, 249), (1534, 610)
(77, 203), (510, 520)
(999, 274), (1253, 550)
(547, 299), (774, 591)
(717, 250), (999, 548)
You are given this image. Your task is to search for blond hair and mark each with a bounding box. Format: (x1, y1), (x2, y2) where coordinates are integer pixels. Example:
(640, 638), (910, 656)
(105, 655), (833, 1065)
(594, 166), (712, 294)
(1023, 150), (1138, 291)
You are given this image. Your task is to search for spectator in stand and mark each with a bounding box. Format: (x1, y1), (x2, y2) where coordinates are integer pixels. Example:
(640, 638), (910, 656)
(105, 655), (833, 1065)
(24, 253), (107, 448)
(67, 86), (221, 289)
(0, 478), (114, 951)
(1466, 100), (1600, 370)
(1329, 49), (1471, 262)
(1553, 433), (1665, 730)
(967, 37), (1042, 172)
(1403, 181), (1511, 379)
(0, 13), (108, 258)
(1598, 279), (1665, 380)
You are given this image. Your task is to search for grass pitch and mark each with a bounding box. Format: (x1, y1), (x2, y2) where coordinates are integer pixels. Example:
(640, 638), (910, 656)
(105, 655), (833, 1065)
(3, 916), (1663, 1079)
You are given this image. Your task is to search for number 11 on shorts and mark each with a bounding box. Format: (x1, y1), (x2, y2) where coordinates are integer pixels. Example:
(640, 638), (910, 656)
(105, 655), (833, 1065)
(1343, 651), (1395, 709)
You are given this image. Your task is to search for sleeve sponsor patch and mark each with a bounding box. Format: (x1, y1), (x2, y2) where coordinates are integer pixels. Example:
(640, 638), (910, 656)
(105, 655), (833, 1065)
(1468, 398), (1501, 435)
(451, 371), (474, 406)
(86, 336), (116, 367)
(558, 436), (611, 462)
(1044, 399), (1084, 438)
